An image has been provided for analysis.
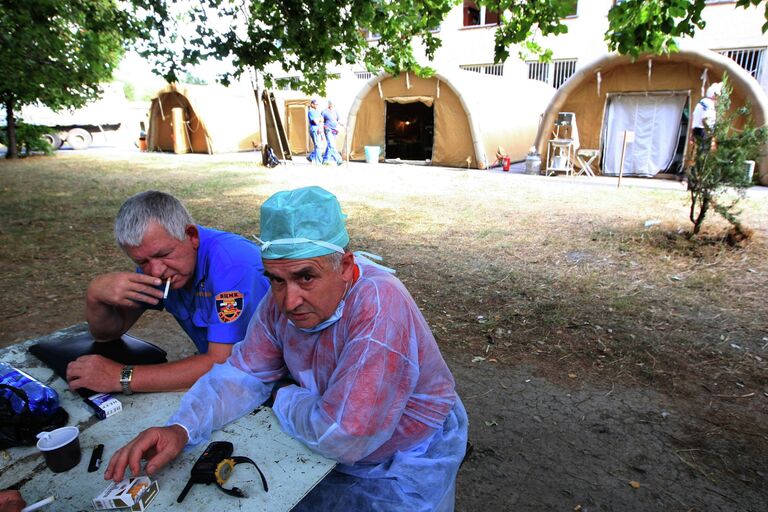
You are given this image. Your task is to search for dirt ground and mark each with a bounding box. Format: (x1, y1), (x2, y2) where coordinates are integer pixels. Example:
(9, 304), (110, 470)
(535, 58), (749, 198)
(1, 152), (766, 511)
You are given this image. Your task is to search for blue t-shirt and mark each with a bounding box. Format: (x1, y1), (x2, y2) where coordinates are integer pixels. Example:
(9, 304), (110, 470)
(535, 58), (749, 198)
(308, 108), (323, 131)
(149, 226), (270, 353)
(321, 108), (339, 131)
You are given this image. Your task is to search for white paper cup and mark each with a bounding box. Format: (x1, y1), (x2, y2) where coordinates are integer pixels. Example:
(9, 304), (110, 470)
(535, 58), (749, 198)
(36, 426), (81, 473)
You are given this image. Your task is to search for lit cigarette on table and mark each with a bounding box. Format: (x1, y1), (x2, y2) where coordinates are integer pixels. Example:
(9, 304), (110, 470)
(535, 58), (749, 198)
(163, 277), (171, 299)
(21, 496), (54, 512)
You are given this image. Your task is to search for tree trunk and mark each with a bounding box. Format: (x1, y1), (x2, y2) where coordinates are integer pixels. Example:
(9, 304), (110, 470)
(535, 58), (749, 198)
(4, 99), (18, 159)
(692, 193), (709, 235)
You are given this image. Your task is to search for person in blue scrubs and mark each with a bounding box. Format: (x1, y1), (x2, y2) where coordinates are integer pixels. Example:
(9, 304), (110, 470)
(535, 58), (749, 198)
(105, 186), (468, 511)
(66, 191), (270, 395)
(321, 100), (343, 165)
(307, 98), (326, 165)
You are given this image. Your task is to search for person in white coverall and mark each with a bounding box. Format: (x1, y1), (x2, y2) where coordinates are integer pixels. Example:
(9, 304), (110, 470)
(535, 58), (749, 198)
(105, 185), (469, 511)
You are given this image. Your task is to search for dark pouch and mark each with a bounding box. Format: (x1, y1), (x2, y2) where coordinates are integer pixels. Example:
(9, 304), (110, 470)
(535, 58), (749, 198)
(29, 331), (168, 397)
(0, 384), (68, 449)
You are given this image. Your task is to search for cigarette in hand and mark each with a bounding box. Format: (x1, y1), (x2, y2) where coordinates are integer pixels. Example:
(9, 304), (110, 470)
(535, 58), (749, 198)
(163, 277), (171, 299)
(21, 496), (55, 512)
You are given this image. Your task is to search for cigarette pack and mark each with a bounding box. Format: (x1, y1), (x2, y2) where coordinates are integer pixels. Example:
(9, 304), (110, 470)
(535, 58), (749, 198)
(85, 393), (122, 420)
(93, 476), (159, 511)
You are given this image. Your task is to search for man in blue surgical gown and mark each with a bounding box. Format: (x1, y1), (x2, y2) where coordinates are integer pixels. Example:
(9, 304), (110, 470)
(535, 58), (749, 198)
(105, 186), (468, 511)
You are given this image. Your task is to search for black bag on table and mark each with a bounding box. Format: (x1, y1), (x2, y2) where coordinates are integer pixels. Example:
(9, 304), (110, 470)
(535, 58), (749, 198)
(0, 384), (68, 449)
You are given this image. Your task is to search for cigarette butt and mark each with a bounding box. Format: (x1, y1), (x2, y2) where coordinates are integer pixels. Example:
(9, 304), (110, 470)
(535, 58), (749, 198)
(163, 277), (171, 299)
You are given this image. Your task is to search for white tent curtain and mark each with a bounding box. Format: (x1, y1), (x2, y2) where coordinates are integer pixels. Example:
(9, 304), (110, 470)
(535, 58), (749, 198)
(602, 94), (687, 177)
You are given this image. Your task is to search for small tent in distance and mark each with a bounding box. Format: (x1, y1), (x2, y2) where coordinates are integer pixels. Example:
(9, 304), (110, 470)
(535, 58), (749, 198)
(146, 83), (261, 154)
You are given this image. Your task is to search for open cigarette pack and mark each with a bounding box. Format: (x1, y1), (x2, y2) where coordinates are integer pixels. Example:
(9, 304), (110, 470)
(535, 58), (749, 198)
(93, 476), (159, 511)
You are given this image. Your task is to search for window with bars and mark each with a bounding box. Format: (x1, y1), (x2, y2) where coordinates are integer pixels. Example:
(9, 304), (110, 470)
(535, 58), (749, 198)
(717, 47), (765, 81)
(527, 59), (577, 88)
(459, 63), (504, 76)
(355, 71), (374, 80)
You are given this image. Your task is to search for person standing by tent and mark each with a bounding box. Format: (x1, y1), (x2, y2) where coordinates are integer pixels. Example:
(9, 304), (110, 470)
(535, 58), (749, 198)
(105, 186), (468, 511)
(691, 82), (722, 151)
(307, 98), (326, 165)
(321, 100), (343, 166)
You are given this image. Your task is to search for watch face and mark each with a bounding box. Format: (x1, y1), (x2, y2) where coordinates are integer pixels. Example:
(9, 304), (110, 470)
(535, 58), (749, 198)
(215, 459), (235, 485)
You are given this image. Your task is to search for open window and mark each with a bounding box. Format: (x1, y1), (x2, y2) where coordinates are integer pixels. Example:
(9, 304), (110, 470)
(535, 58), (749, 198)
(463, 1), (500, 26)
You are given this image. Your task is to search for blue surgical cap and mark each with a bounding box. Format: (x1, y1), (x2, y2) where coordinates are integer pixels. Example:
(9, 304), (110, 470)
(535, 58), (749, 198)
(257, 186), (349, 260)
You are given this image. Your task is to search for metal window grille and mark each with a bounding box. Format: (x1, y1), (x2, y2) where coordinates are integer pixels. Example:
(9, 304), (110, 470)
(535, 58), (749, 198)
(527, 59), (576, 88)
(717, 47), (765, 80)
(355, 71), (374, 80)
(553, 60), (577, 88)
(459, 63), (504, 76)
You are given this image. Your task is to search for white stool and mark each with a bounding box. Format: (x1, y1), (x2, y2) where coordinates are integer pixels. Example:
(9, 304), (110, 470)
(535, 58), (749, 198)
(575, 149), (599, 176)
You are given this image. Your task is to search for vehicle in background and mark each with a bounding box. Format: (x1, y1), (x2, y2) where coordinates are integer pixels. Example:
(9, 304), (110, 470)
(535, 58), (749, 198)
(1, 83), (128, 150)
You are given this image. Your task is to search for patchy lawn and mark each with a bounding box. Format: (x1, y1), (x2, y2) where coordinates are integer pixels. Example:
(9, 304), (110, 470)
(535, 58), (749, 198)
(1, 151), (766, 510)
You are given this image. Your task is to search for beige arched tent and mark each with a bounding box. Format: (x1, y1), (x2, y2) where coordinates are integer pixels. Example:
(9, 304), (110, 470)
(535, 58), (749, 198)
(347, 71), (555, 169)
(535, 45), (768, 184)
(146, 83), (260, 154)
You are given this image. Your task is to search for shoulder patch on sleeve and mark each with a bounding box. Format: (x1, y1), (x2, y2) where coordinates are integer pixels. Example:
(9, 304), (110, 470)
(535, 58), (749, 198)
(215, 291), (245, 323)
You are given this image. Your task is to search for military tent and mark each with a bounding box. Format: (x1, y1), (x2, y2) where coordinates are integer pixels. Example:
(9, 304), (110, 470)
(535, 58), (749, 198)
(534, 45), (768, 184)
(347, 71), (555, 169)
(146, 83), (260, 154)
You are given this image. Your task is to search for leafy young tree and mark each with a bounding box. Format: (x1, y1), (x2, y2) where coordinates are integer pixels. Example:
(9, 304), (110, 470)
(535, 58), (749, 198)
(0, 1), (141, 159)
(686, 77), (768, 236)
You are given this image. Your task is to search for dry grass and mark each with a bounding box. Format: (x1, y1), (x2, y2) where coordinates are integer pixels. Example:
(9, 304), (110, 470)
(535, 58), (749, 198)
(1, 151), (767, 418)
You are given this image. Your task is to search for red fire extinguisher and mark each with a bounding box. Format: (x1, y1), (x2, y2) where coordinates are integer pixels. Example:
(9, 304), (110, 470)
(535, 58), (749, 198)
(502, 156), (511, 172)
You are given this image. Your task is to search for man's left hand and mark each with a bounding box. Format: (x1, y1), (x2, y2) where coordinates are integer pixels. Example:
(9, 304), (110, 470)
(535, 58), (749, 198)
(66, 354), (123, 393)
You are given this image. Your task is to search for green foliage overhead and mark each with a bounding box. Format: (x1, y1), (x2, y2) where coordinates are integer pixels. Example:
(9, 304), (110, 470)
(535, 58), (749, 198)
(606, 0), (768, 57)
(0, 0), (139, 112)
(0, 0), (143, 158)
(131, 1), (768, 94)
(134, 0), (456, 94)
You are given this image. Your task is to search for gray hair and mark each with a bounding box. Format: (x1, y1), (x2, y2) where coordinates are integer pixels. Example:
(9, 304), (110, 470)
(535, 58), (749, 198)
(324, 246), (349, 271)
(114, 191), (194, 247)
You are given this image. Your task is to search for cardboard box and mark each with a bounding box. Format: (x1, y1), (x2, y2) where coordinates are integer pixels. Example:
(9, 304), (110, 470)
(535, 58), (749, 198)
(85, 393), (122, 420)
(93, 476), (159, 511)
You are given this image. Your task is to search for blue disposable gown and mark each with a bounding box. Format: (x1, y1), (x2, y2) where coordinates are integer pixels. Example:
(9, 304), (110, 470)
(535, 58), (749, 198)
(168, 256), (468, 511)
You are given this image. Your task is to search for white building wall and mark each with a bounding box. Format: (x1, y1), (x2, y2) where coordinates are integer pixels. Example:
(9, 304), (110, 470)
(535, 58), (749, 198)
(270, 1), (768, 93)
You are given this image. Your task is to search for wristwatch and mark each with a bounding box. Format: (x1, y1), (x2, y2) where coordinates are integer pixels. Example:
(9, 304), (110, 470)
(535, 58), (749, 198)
(120, 365), (134, 395)
(214, 456), (269, 497)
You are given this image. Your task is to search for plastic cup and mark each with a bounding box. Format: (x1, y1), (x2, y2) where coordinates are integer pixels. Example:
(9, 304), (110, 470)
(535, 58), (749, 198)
(36, 426), (81, 473)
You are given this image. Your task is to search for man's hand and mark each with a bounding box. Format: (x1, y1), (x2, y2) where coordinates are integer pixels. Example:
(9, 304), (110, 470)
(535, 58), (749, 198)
(88, 272), (164, 309)
(66, 355), (123, 393)
(0, 490), (25, 512)
(104, 425), (188, 482)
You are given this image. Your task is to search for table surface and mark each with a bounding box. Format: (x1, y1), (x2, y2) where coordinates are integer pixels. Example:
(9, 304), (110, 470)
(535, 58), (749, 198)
(0, 324), (335, 511)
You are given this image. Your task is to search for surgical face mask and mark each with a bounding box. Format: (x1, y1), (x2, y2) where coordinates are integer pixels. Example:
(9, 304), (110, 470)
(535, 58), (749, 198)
(290, 281), (350, 334)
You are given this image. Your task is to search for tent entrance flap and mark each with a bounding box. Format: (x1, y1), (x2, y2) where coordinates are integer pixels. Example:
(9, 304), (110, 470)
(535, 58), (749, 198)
(385, 101), (434, 161)
(601, 92), (688, 177)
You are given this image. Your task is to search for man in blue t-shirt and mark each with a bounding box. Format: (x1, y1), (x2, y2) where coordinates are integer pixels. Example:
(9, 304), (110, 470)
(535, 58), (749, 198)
(66, 191), (270, 395)
(322, 100), (343, 166)
(307, 98), (326, 165)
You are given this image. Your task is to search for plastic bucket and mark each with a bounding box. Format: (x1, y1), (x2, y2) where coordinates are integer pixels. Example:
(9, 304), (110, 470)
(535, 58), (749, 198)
(364, 146), (380, 164)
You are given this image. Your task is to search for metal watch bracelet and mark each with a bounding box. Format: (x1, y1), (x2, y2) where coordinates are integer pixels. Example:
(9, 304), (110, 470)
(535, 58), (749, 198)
(120, 365), (134, 395)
